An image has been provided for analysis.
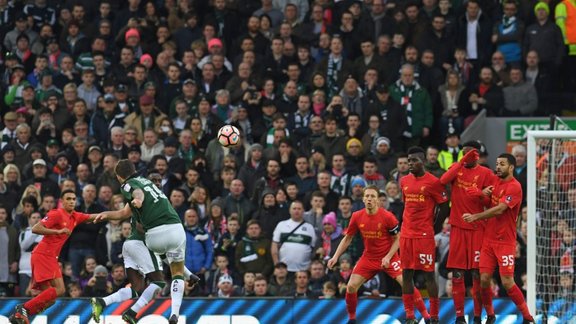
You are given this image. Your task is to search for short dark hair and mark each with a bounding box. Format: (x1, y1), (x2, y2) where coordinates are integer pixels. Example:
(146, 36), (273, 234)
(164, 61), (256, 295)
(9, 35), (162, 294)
(60, 189), (76, 198)
(22, 196), (39, 209)
(311, 191), (325, 200)
(115, 159), (136, 179)
(462, 141), (482, 150)
(407, 146), (426, 155)
(254, 274), (268, 283)
(498, 153), (516, 167)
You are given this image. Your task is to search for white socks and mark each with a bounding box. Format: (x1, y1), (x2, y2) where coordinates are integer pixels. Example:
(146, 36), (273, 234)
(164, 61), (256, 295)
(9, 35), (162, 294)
(170, 278), (184, 317)
(131, 283), (162, 313)
(103, 287), (133, 306)
(183, 267), (192, 280)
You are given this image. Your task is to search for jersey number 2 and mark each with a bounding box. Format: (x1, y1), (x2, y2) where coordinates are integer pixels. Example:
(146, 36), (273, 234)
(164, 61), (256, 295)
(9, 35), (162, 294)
(144, 185), (167, 203)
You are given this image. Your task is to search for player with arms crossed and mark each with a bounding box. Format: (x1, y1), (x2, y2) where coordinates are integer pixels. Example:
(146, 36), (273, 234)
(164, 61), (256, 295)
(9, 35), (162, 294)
(90, 171), (199, 323)
(440, 141), (497, 324)
(463, 154), (534, 323)
(94, 160), (187, 324)
(400, 147), (450, 324)
(9, 190), (100, 324)
(327, 185), (431, 324)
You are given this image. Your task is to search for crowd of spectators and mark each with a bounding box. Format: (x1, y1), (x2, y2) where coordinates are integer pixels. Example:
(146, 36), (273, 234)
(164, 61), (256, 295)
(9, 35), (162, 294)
(0, 0), (574, 304)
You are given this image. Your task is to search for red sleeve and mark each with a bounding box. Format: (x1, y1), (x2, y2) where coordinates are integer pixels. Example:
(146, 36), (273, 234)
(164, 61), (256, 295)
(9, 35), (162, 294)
(344, 212), (359, 236)
(482, 168), (498, 188)
(384, 211), (400, 235)
(500, 181), (522, 210)
(399, 177), (407, 202)
(41, 210), (60, 228)
(383, 210), (399, 229)
(74, 212), (91, 224)
(430, 178), (449, 204)
(439, 162), (462, 185)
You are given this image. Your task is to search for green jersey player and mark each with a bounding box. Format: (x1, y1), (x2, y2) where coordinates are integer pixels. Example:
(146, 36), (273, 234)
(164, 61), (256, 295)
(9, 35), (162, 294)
(94, 160), (187, 324)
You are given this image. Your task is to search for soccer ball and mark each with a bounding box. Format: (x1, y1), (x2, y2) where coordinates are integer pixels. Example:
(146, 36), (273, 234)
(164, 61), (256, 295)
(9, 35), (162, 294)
(217, 125), (240, 147)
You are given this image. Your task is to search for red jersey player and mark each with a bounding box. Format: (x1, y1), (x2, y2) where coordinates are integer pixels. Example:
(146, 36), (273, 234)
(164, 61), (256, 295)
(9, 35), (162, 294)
(463, 153), (534, 324)
(440, 141), (498, 324)
(400, 147), (450, 324)
(9, 190), (99, 324)
(327, 185), (431, 324)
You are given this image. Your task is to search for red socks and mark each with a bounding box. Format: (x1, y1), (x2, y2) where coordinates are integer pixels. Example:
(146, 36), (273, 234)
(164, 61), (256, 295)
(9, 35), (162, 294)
(507, 284), (534, 321)
(472, 278), (482, 317)
(481, 287), (495, 316)
(429, 297), (440, 319)
(345, 292), (358, 320)
(402, 293), (415, 319)
(452, 277), (466, 317)
(413, 288), (430, 319)
(24, 287), (57, 316)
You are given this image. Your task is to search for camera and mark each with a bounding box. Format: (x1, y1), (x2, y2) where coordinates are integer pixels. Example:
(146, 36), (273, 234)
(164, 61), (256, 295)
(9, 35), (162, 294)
(332, 104), (343, 115)
(95, 277), (107, 291)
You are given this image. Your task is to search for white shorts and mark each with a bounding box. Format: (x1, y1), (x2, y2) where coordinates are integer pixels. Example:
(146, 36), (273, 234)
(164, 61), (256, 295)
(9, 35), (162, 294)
(145, 223), (186, 263)
(122, 240), (163, 275)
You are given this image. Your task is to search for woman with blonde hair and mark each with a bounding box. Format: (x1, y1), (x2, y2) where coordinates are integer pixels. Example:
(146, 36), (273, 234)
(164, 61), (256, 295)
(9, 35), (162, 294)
(3, 164), (22, 194)
(385, 180), (404, 220)
(189, 185), (211, 225)
(438, 70), (466, 139)
(15, 185), (42, 214)
(309, 148), (327, 176)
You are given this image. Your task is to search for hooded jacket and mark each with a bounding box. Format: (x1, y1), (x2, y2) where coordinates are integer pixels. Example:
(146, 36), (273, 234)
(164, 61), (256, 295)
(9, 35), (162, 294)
(252, 189), (289, 240)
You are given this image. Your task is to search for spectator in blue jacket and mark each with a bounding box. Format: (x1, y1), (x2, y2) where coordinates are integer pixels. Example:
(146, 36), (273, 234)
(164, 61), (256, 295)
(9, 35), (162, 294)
(183, 208), (213, 285)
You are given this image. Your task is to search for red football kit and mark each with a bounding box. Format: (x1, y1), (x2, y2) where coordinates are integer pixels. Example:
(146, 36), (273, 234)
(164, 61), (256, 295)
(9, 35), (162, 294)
(400, 172), (448, 271)
(479, 177), (523, 276)
(444, 164), (497, 270)
(32, 208), (90, 284)
(345, 208), (402, 279)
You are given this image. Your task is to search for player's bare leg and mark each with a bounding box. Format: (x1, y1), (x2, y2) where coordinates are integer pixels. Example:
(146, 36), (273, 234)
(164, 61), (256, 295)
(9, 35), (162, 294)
(168, 261), (186, 324)
(161, 255), (199, 288)
(470, 269), (484, 324)
(344, 274), (367, 324)
(395, 275), (430, 321)
(93, 268), (143, 323)
(423, 271), (440, 323)
(500, 275), (534, 323)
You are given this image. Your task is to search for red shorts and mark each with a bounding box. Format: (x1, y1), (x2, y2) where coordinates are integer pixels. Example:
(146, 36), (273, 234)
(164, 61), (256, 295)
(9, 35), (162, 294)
(31, 252), (62, 289)
(352, 254), (402, 280)
(447, 227), (484, 270)
(400, 237), (436, 272)
(479, 241), (516, 276)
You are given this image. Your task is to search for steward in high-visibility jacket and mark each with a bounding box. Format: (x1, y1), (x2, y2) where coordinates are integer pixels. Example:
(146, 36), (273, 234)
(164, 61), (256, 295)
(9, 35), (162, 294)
(438, 148), (464, 170)
(438, 132), (464, 170)
(556, 0), (576, 55)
